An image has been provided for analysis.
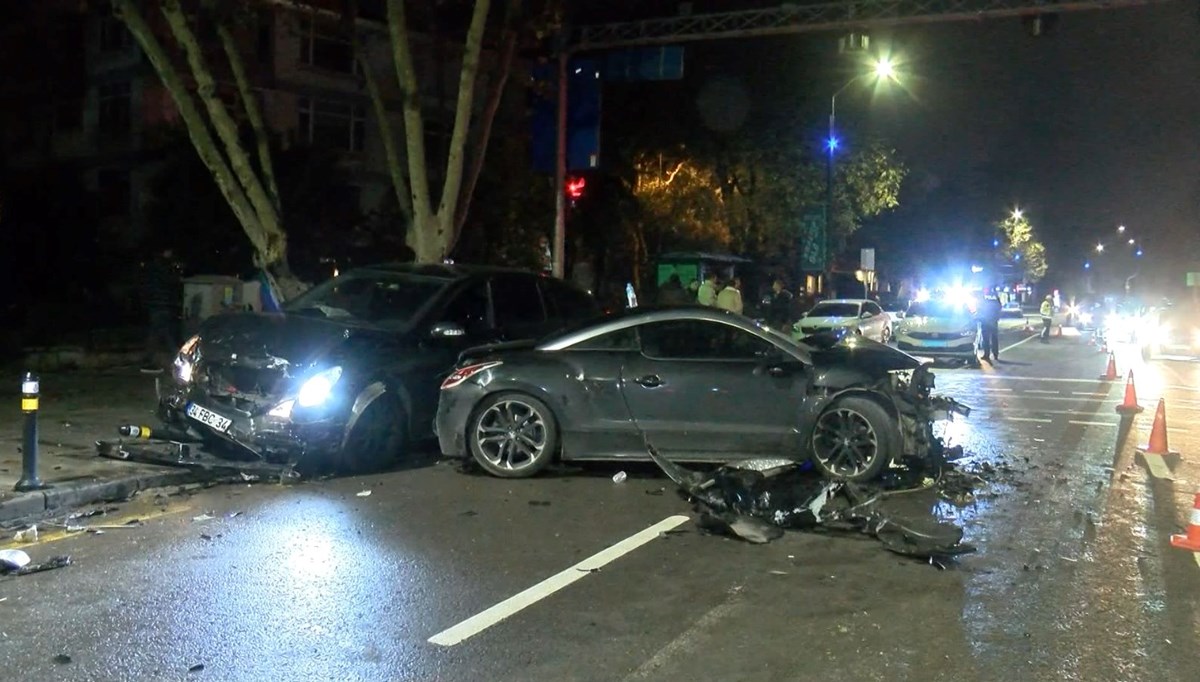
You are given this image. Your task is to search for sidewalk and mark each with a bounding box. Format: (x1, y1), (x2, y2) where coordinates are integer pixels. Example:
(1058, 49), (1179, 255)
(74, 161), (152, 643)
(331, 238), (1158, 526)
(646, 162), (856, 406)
(0, 368), (201, 525)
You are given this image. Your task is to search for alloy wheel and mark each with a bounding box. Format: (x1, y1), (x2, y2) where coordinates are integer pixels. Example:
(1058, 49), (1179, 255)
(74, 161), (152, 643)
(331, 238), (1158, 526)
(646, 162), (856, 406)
(812, 407), (880, 477)
(474, 398), (549, 471)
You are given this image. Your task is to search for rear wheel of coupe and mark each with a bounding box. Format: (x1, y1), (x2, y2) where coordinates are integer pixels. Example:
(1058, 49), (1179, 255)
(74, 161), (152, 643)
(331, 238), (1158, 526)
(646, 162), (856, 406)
(810, 396), (897, 482)
(339, 393), (406, 474)
(468, 393), (558, 478)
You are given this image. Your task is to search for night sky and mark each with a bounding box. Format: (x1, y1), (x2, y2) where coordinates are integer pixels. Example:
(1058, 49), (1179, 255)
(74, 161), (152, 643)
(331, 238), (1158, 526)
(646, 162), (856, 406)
(579, 0), (1200, 294)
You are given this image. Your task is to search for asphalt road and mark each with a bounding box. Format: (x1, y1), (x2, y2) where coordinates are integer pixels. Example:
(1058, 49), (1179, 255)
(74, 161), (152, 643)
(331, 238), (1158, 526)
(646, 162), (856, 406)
(3, 329), (1200, 681)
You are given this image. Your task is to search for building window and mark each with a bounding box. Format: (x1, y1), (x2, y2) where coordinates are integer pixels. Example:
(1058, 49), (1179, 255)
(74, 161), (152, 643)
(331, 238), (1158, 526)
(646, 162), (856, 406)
(297, 97), (365, 152)
(97, 168), (131, 217)
(54, 99), (84, 132)
(97, 82), (132, 137)
(98, 12), (132, 53)
(298, 19), (357, 74)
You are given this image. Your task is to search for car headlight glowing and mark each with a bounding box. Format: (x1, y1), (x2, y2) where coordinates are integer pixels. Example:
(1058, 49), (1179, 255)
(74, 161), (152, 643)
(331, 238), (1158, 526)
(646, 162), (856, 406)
(174, 335), (201, 383)
(297, 366), (343, 407)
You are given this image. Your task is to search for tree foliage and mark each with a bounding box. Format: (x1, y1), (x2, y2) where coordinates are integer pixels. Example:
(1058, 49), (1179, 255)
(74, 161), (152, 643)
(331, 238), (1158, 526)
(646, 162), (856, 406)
(626, 137), (906, 264)
(997, 212), (1048, 282)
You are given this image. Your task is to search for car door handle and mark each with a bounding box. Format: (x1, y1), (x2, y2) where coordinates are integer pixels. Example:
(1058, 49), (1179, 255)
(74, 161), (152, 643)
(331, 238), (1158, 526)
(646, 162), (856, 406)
(635, 374), (663, 388)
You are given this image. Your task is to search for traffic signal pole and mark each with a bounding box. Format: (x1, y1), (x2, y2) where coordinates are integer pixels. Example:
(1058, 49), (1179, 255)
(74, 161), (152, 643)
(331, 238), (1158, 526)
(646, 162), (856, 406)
(552, 51), (568, 279)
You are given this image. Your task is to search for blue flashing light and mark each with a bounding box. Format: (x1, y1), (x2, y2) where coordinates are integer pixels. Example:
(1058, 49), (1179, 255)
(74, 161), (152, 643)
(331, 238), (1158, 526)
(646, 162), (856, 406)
(992, 238), (1000, 248)
(1084, 261), (1091, 270)
(825, 136), (840, 153)
(1135, 248), (1143, 257)
(1014, 253), (1021, 261)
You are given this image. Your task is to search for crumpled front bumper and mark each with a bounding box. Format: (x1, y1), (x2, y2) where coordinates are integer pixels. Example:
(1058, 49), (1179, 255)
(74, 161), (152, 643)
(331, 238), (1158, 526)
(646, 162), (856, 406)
(156, 378), (347, 463)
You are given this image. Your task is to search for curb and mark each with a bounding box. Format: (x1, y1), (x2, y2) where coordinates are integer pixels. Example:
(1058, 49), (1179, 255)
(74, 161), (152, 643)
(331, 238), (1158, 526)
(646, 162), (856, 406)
(0, 469), (203, 525)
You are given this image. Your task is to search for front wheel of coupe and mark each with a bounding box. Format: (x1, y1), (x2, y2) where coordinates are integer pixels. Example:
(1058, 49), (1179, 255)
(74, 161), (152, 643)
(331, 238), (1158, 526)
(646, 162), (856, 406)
(468, 393), (558, 478)
(810, 396), (898, 482)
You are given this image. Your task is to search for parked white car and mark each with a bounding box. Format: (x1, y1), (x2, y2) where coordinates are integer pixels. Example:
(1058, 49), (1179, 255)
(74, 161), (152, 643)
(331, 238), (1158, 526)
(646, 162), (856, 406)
(792, 299), (891, 343)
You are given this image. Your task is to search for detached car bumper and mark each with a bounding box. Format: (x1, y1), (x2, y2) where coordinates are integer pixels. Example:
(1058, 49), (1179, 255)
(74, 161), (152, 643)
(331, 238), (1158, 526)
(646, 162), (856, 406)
(157, 378), (347, 462)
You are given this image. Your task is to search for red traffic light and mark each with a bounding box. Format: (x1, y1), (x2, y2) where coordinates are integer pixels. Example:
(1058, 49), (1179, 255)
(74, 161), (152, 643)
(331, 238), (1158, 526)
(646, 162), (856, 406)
(566, 176), (586, 199)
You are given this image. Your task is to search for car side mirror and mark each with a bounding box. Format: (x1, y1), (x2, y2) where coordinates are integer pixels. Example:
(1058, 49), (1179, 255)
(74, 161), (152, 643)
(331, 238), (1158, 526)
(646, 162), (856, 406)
(429, 322), (467, 339)
(861, 311), (872, 319)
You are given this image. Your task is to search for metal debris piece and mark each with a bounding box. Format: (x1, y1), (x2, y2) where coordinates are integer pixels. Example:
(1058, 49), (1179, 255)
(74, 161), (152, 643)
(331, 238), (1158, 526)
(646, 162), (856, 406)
(648, 445), (975, 562)
(3, 555), (72, 576)
(52, 654), (72, 665)
(356, 490), (372, 497)
(192, 514), (215, 523)
(13, 525), (38, 543)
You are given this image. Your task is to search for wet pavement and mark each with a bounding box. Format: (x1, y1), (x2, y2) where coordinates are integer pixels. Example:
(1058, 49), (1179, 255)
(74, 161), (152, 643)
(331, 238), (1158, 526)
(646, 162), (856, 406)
(2, 330), (1200, 681)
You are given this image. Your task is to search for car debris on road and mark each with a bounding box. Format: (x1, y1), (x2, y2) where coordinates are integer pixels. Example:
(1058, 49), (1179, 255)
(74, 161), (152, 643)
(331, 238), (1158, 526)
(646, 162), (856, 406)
(647, 446), (977, 563)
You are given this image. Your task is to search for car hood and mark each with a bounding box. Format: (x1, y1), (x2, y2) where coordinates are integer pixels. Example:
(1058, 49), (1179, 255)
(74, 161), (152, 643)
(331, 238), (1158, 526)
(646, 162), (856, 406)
(797, 316), (856, 328)
(804, 334), (923, 388)
(196, 312), (403, 375)
(899, 316), (975, 334)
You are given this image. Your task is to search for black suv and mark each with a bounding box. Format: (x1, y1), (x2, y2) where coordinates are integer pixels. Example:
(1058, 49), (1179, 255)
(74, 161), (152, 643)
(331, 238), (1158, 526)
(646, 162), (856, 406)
(157, 264), (599, 472)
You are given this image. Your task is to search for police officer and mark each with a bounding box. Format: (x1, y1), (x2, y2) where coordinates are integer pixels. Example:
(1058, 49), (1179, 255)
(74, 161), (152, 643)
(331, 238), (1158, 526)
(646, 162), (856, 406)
(1039, 294), (1054, 343)
(979, 288), (1002, 362)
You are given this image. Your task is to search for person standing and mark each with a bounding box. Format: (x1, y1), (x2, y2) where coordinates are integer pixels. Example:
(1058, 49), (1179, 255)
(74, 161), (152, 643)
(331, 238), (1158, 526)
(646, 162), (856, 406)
(716, 275), (744, 315)
(766, 277), (794, 329)
(979, 289), (1002, 362)
(696, 276), (719, 307)
(656, 273), (691, 306)
(1039, 294), (1054, 343)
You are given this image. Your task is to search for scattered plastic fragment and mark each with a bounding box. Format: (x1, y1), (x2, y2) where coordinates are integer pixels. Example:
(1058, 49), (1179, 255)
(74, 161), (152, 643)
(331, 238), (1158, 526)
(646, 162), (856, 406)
(52, 654), (72, 665)
(0, 549), (31, 570)
(13, 526), (38, 543)
(612, 471), (627, 483)
(192, 514), (215, 522)
(528, 500), (551, 507)
(189, 663), (205, 673)
(356, 490), (372, 497)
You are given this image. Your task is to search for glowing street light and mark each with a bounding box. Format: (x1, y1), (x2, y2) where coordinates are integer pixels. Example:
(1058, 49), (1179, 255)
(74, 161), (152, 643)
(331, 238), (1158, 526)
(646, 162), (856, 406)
(1136, 248), (1144, 257)
(1011, 207), (1023, 220)
(1096, 243), (1105, 253)
(873, 57), (897, 81)
(1084, 261), (1091, 270)
(1127, 238), (1135, 245)
(1118, 225), (1126, 233)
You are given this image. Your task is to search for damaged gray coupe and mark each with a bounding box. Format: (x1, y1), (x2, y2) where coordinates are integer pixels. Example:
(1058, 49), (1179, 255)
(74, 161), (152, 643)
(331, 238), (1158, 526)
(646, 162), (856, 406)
(437, 307), (969, 481)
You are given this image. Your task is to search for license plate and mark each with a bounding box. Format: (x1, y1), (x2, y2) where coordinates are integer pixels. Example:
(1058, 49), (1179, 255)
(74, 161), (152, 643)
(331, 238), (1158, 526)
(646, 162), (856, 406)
(186, 402), (232, 432)
(923, 339), (948, 347)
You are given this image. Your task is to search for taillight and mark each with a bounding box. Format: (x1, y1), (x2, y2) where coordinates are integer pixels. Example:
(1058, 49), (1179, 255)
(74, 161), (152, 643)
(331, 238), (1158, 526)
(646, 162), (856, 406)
(440, 361), (502, 390)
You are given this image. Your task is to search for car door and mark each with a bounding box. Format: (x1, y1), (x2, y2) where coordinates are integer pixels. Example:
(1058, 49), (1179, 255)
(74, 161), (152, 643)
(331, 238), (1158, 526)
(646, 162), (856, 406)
(407, 278), (496, 430)
(619, 318), (809, 460)
(554, 326), (645, 459)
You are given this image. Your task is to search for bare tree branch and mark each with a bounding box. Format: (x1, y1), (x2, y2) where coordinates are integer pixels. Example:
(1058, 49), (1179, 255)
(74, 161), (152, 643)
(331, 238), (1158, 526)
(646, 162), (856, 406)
(161, 0), (280, 248)
(215, 20), (280, 212)
(451, 0), (518, 247)
(112, 0), (267, 256)
(435, 0), (491, 245)
(385, 0), (433, 222)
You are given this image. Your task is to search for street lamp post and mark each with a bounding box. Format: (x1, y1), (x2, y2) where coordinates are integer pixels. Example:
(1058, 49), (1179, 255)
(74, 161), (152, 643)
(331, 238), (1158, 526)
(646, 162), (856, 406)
(823, 57), (895, 293)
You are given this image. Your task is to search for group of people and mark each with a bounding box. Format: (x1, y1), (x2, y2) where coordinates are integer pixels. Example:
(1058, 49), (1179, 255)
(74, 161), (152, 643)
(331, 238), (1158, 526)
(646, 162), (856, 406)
(656, 273), (746, 315)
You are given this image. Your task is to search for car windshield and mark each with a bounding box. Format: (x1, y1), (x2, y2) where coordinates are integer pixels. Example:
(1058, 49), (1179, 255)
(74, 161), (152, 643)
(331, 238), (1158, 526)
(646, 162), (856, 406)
(808, 302), (860, 318)
(907, 301), (973, 319)
(285, 270), (449, 329)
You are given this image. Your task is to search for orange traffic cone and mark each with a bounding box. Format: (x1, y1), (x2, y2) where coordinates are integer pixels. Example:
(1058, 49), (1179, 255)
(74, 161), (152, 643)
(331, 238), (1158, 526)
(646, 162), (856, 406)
(1054, 324), (1063, 338)
(1115, 370), (1144, 415)
(1170, 492), (1200, 551)
(1138, 398), (1179, 456)
(1099, 352), (1118, 381)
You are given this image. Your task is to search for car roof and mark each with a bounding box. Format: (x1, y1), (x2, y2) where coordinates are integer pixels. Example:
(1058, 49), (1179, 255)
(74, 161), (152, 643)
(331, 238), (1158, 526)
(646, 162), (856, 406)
(355, 262), (538, 280)
(813, 299), (869, 305)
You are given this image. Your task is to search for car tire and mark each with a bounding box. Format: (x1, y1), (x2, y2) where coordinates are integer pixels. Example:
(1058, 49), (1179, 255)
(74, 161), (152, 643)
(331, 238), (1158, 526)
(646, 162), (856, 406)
(810, 396), (897, 482)
(338, 393), (407, 475)
(467, 392), (559, 478)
